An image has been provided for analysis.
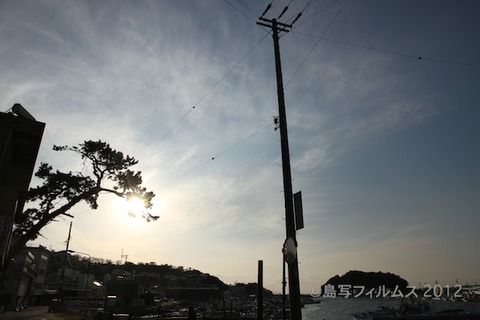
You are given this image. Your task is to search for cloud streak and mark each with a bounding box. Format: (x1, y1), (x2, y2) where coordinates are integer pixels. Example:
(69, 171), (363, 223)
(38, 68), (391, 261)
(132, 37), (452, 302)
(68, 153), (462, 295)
(2, 0), (479, 292)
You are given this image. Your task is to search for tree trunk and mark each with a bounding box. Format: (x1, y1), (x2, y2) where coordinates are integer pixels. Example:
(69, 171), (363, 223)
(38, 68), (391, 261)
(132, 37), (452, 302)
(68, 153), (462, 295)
(3, 190), (97, 271)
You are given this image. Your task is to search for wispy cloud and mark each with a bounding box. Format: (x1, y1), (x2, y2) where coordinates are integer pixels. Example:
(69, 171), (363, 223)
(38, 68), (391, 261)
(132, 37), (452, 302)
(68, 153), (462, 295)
(3, 0), (479, 291)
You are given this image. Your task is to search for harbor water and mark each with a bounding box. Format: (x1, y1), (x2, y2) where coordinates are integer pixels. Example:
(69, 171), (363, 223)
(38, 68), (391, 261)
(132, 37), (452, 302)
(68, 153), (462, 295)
(302, 298), (480, 320)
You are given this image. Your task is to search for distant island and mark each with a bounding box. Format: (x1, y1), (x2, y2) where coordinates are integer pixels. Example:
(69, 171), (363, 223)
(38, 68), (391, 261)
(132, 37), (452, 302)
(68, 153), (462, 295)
(323, 270), (409, 290)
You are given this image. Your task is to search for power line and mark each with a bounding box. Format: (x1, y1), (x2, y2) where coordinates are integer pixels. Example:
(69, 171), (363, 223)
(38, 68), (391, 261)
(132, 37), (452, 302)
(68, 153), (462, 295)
(302, 0), (318, 11)
(291, 0), (340, 30)
(236, 0), (260, 20)
(277, 0), (336, 29)
(300, 35), (480, 69)
(282, 0), (479, 89)
(144, 32), (270, 157)
(227, 0), (271, 34)
(416, 56), (480, 68)
(211, 123), (274, 160)
(289, 30), (480, 69)
(193, 31), (270, 109)
(159, 122), (274, 189)
(285, 0), (349, 88)
(224, 0), (257, 24)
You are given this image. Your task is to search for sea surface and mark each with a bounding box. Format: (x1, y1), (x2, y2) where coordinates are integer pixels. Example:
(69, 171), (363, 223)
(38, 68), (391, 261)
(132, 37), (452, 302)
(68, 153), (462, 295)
(302, 298), (480, 320)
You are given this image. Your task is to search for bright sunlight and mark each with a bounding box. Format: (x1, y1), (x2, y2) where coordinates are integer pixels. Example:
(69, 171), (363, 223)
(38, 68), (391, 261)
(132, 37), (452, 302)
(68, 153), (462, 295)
(126, 196), (147, 219)
(112, 195), (148, 226)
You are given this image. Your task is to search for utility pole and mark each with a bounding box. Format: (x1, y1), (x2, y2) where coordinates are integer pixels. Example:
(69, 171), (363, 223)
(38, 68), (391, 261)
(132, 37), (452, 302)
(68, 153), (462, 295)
(121, 248), (128, 264)
(257, 260), (264, 320)
(257, 17), (302, 320)
(60, 221), (72, 299)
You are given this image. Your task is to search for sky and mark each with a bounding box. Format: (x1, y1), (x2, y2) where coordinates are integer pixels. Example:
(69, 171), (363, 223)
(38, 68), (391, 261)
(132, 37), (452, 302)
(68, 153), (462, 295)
(1, 0), (479, 294)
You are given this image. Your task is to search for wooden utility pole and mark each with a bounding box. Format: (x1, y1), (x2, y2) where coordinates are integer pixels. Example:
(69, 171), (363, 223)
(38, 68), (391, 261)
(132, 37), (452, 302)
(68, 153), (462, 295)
(257, 17), (302, 320)
(60, 221), (72, 298)
(257, 260), (264, 320)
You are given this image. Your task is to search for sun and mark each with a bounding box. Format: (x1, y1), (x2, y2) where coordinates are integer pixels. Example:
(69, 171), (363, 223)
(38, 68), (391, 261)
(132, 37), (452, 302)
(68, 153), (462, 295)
(112, 196), (148, 225)
(125, 196), (148, 218)
(111, 194), (163, 226)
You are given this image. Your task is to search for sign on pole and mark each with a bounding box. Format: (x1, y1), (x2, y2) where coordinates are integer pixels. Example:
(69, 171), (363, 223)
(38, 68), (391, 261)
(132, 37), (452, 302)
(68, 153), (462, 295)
(293, 191), (304, 230)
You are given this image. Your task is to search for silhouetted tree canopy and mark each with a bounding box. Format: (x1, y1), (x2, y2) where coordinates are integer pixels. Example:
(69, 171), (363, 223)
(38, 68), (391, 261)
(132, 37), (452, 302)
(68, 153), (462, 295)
(323, 270), (409, 290)
(6, 140), (157, 269)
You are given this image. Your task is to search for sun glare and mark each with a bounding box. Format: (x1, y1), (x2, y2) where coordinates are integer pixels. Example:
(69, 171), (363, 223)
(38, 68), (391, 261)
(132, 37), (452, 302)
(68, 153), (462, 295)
(112, 196), (148, 226)
(112, 194), (165, 227)
(126, 196), (147, 218)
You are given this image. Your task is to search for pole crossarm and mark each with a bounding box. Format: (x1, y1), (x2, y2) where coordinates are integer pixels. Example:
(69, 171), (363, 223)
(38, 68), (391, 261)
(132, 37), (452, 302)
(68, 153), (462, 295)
(258, 17), (292, 28)
(256, 17), (292, 33)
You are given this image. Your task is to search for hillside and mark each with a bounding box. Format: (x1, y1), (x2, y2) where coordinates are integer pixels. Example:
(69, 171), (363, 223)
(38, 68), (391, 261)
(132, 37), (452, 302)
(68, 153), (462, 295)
(47, 252), (229, 290)
(323, 270), (409, 290)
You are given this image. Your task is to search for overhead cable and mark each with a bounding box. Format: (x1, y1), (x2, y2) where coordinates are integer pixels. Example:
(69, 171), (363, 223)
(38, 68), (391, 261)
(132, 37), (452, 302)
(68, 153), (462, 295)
(321, 37), (480, 68)
(291, 0), (340, 30)
(224, 0), (257, 24)
(280, 0), (339, 38)
(290, 32), (480, 69)
(144, 32), (270, 157)
(285, 0), (349, 88)
(236, 0), (262, 18)
(159, 123), (275, 189)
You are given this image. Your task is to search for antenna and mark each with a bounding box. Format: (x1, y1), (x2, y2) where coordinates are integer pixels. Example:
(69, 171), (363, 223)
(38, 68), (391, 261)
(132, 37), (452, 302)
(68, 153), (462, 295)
(121, 249), (128, 264)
